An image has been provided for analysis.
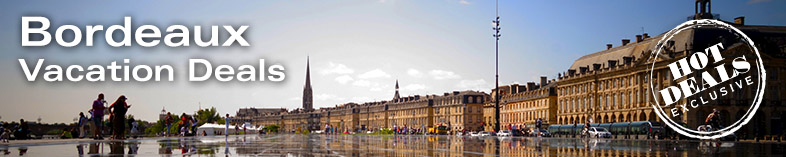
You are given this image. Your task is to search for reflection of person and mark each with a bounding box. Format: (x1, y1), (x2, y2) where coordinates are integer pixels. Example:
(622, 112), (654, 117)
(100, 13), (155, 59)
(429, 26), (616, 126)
(110, 95), (130, 140)
(18, 147), (27, 156)
(224, 137), (231, 156)
(128, 142), (139, 154)
(109, 141), (124, 155)
(76, 144), (85, 155)
(88, 143), (99, 155)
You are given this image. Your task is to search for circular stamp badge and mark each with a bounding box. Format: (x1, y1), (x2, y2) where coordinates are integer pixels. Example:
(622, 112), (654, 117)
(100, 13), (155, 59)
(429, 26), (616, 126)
(647, 19), (766, 139)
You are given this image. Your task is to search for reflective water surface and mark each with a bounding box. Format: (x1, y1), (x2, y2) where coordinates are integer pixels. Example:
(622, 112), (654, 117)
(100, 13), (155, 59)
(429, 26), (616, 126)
(1, 134), (786, 156)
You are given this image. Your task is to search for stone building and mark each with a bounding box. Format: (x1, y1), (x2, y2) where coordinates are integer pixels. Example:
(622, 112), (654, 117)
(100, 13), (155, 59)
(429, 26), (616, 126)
(432, 91), (486, 131)
(500, 77), (558, 129)
(388, 95), (433, 130)
(555, 1), (786, 139)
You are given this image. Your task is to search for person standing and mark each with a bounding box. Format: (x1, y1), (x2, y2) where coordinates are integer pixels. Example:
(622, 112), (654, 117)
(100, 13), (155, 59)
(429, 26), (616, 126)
(129, 118), (139, 139)
(90, 93), (106, 139)
(536, 118), (543, 137)
(224, 114), (231, 137)
(0, 122), (9, 142)
(164, 112), (173, 136)
(18, 119), (29, 139)
(109, 95), (131, 140)
(78, 112), (88, 138)
(180, 113), (188, 135)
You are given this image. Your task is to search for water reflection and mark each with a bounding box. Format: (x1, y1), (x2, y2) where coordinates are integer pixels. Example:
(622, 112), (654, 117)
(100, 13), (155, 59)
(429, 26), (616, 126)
(1, 135), (785, 156)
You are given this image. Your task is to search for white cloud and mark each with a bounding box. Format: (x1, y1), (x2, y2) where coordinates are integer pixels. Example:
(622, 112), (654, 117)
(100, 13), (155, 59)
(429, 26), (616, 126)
(403, 84), (427, 91)
(457, 79), (490, 91)
(429, 70), (461, 80)
(407, 69), (423, 78)
(319, 62), (354, 75)
(358, 69), (391, 79)
(459, 0), (470, 5)
(334, 75), (354, 84)
(352, 80), (372, 87)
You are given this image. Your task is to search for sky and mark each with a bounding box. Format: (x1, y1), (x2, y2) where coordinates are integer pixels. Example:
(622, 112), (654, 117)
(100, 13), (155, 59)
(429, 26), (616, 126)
(0, 0), (784, 123)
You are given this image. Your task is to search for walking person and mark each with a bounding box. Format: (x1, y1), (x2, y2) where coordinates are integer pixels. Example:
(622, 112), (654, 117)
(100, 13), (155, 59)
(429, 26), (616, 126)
(109, 95), (131, 140)
(90, 93), (106, 139)
(78, 112), (88, 138)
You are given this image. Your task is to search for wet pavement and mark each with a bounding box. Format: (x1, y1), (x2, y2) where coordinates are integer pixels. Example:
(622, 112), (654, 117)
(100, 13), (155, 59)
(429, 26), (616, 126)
(1, 134), (786, 156)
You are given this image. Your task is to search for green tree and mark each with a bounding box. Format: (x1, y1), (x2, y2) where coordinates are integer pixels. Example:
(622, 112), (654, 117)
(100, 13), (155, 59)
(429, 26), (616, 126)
(196, 107), (223, 125)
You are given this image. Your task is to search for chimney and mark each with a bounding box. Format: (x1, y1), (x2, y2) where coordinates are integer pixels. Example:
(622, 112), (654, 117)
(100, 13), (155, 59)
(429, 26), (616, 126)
(636, 35), (643, 43)
(453, 91), (460, 95)
(540, 76), (547, 86)
(579, 67), (588, 74)
(444, 93), (449, 96)
(606, 44), (613, 50)
(608, 60), (618, 67)
(735, 16), (745, 25)
(568, 69), (576, 76)
(527, 82), (536, 91)
(622, 39), (631, 46)
(643, 33), (649, 39)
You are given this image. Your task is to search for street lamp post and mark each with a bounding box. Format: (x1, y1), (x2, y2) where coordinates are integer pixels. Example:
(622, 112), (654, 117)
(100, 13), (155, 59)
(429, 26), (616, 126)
(492, 0), (502, 132)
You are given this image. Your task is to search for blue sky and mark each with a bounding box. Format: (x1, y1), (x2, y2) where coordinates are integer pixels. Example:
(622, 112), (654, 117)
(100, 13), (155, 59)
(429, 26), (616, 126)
(0, 0), (784, 123)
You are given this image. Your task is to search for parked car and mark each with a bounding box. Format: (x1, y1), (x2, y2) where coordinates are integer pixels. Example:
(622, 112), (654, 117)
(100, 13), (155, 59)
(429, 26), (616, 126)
(470, 131), (480, 136)
(479, 131), (491, 136)
(587, 127), (612, 138)
(497, 130), (512, 136)
(528, 129), (551, 137)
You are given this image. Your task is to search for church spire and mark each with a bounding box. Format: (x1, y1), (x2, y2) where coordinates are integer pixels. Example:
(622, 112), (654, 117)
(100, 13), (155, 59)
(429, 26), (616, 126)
(393, 79), (400, 102)
(303, 56), (313, 111)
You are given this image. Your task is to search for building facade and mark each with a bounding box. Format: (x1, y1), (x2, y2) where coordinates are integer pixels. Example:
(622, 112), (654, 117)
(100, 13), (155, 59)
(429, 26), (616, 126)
(501, 77), (558, 130)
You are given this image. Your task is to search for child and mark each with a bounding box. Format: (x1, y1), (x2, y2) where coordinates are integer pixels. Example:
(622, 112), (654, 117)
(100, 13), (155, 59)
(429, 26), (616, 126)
(0, 125), (9, 143)
(180, 126), (186, 136)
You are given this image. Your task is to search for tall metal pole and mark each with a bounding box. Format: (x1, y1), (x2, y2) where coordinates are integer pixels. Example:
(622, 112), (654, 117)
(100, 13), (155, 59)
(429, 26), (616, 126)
(492, 0), (501, 132)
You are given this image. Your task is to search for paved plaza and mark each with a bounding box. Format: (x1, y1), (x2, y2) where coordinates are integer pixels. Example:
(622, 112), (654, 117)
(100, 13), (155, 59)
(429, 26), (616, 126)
(1, 134), (786, 156)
